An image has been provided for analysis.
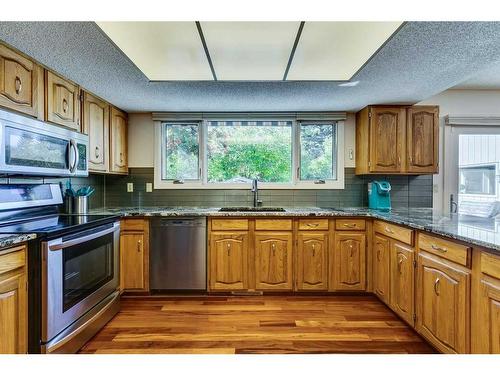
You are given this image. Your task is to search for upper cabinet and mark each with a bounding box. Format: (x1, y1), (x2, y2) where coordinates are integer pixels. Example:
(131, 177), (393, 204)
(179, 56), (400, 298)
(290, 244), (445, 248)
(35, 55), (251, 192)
(356, 105), (439, 175)
(0, 43), (43, 119)
(45, 70), (80, 131)
(82, 91), (110, 173)
(110, 107), (128, 174)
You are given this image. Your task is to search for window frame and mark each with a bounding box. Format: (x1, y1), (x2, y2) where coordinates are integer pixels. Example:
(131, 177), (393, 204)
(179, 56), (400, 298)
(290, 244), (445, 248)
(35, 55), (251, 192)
(154, 119), (345, 190)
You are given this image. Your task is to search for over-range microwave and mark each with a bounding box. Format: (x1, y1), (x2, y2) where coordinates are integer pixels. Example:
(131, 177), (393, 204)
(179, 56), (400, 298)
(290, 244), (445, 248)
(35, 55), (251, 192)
(0, 108), (88, 177)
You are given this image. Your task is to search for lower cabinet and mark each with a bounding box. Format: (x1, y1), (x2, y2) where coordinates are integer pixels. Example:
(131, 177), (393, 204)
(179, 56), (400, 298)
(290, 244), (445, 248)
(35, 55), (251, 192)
(120, 219), (149, 292)
(416, 252), (470, 353)
(0, 245), (27, 354)
(209, 232), (249, 291)
(255, 232), (293, 291)
(296, 232), (329, 291)
(390, 241), (415, 325)
(373, 234), (390, 303)
(333, 232), (366, 290)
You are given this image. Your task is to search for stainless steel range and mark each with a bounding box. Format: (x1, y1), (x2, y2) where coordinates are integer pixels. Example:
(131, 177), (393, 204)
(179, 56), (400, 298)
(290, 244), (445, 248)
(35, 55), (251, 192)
(0, 184), (120, 353)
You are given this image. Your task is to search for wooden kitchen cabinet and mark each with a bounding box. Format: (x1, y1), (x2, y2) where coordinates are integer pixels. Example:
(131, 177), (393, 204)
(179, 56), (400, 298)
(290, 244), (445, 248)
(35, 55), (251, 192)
(110, 106), (128, 174)
(120, 219), (149, 292)
(0, 245), (27, 354)
(82, 91), (110, 173)
(209, 232), (249, 291)
(296, 232), (328, 291)
(45, 70), (80, 131)
(333, 232), (366, 291)
(416, 252), (470, 353)
(390, 241), (415, 325)
(406, 106), (439, 173)
(373, 234), (390, 303)
(0, 43), (44, 119)
(255, 232), (293, 291)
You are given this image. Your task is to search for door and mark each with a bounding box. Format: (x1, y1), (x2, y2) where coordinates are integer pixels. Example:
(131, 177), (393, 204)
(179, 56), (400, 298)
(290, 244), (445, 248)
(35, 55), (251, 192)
(406, 106), (439, 173)
(110, 107), (128, 173)
(209, 232), (248, 290)
(334, 232), (366, 290)
(416, 252), (470, 353)
(0, 273), (27, 354)
(45, 70), (80, 131)
(369, 106), (405, 173)
(82, 92), (109, 172)
(373, 234), (390, 303)
(474, 278), (500, 353)
(255, 232), (293, 290)
(0, 43), (43, 119)
(297, 232), (328, 290)
(120, 233), (145, 290)
(390, 241), (415, 325)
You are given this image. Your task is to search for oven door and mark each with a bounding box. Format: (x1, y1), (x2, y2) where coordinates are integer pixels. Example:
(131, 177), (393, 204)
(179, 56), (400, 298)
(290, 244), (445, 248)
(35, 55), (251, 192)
(42, 222), (120, 342)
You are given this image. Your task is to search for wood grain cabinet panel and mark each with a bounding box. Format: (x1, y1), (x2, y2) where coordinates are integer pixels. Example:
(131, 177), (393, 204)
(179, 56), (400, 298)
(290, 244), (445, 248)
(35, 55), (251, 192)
(120, 233), (146, 291)
(333, 232), (366, 291)
(45, 70), (80, 130)
(296, 232), (328, 290)
(416, 252), (470, 353)
(255, 232), (293, 290)
(406, 106), (439, 174)
(82, 92), (109, 172)
(474, 277), (500, 353)
(373, 234), (390, 303)
(209, 232), (248, 291)
(390, 241), (415, 325)
(110, 107), (128, 174)
(0, 43), (43, 119)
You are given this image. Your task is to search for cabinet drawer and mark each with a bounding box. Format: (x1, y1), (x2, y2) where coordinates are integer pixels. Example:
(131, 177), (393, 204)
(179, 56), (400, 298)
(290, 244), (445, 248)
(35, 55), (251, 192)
(418, 233), (470, 267)
(0, 246), (25, 276)
(255, 219), (292, 231)
(335, 219), (365, 231)
(298, 218), (329, 230)
(211, 219), (249, 231)
(374, 220), (413, 245)
(121, 219), (148, 232)
(480, 251), (500, 279)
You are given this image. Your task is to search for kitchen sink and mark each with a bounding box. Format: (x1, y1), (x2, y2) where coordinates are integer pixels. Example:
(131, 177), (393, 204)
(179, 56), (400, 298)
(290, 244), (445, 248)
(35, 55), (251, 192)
(219, 207), (286, 212)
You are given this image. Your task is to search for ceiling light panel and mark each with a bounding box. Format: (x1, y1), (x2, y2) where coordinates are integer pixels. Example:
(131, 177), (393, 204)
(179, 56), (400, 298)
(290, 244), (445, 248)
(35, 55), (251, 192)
(201, 22), (300, 80)
(97, 22), (213, 81)
(287, 22), (402, 81)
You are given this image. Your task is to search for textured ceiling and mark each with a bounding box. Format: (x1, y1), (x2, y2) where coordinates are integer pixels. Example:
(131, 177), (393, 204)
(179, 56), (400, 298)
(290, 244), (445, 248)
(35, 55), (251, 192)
(1, 22), (500, 112)
(453, 60), (500, 89)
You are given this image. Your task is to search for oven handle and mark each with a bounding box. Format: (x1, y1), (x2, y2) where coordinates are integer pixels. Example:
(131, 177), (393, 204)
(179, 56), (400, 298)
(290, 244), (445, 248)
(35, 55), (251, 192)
(49, 224), (119, 251)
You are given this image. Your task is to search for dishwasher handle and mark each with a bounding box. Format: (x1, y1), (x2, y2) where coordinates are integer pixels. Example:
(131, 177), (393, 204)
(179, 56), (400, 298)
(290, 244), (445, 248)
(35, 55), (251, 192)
(153, 217), (206, 227)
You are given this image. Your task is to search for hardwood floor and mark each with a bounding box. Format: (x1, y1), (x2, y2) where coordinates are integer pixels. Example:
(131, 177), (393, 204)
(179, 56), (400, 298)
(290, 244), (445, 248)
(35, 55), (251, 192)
(79, 295), (436, 354)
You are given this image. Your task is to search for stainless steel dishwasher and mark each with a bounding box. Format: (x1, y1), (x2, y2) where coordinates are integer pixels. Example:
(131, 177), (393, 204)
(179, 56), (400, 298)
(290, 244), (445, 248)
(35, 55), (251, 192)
(150, 217), (207, 290)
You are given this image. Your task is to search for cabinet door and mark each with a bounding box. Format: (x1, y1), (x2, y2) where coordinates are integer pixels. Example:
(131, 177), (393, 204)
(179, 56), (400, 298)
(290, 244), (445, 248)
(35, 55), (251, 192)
(373, 234), (390, 303)
(0, 273), (27, 354)
(416, 252), (470, 353)
(110, 107), (128, 174)
(390, 241), (415, 325)
(120, 233), (146, 291)
(45, 70), (80, 131)
(82, 92), (109, 172)
(0, 43), (43, 119)
(209, 232), (248, 290)
(297, 232), (328, 290)
(407, 106), (439, 173)
(474, 277), (500, 353)
(334, 232), (366, 290)
(255, 232), (293, 290)
(369, 107), (405, 173)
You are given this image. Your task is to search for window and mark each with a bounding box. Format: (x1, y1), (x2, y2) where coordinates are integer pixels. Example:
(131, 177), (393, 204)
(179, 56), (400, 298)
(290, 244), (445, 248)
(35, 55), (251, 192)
(459, 165), (497, 196)
(155, 118), (344, 189)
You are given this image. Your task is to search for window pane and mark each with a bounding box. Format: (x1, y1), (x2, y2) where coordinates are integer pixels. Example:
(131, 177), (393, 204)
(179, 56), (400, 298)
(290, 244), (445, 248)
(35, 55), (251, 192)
(163, 123), (199, 180)
(207, 122), (292, 183)
(300, 124), (336, 180)
(459, 165), (496, 195)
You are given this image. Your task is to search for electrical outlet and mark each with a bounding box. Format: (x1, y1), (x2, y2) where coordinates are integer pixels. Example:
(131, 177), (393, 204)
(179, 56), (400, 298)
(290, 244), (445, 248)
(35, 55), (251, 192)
(127, 183), (134, 193)
(146, 182), (153, 193)
(348, 148), (354, 160)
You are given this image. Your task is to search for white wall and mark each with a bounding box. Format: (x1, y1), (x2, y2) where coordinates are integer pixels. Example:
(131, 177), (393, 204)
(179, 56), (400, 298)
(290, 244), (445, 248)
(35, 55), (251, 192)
(418, 89), (500, 211)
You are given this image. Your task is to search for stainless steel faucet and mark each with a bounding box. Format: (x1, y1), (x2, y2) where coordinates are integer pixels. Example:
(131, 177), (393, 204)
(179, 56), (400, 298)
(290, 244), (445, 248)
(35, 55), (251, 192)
(450, 194), (458, 214)
(251, 178), (262, 207)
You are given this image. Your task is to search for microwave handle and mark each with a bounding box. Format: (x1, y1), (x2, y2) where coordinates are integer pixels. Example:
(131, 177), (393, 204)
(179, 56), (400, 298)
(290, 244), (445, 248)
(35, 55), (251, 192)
(49, 224), (119, 251)
(69, 139), (79, 173)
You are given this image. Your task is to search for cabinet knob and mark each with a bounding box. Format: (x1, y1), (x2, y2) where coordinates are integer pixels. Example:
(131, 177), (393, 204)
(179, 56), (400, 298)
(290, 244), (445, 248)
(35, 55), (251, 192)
(120, 152), (124, 163)
(137, 240), (141, 252)
(434, 278), (440, 296)
(62, 98), (68, 113)
(14, 76), (22, 95)
(95, 146), (100, 159)
(271, 242), (276, 255)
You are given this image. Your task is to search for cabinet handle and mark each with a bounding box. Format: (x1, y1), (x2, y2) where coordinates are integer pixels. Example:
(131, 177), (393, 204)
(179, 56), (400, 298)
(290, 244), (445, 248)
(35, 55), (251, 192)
(343, 223), (356, 228)
(377, 250), (381, 261)
(398, 156), (401, 166)
(312, 243), (316, 256)
(95, 146), (100, 159)
(398, 257), (403, 274)
(271, 242), (276, 256)
(15, 76), (22, 94)
(349, 244), (354, 257)
(385, 227), (394, 234)
(434, 278), (440, 296)
(431, 244), (447, 253)
(62, 98), (68, 113)
(227, 242), (231, 256)
(137, 240), (141, 252)
(120, 152), (124, 163)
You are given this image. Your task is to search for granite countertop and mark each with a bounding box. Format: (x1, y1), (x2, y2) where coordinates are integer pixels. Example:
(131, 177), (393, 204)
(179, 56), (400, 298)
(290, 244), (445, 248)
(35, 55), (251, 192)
(89, 207), (500, 253)
(0, 233), (37, 250)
